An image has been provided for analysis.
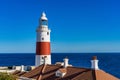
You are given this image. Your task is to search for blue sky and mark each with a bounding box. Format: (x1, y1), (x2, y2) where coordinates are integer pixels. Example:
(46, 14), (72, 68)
(0, 0), (120, 53)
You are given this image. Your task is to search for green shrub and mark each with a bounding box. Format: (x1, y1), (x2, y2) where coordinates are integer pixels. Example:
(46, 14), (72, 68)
(0, 73), (17, 80)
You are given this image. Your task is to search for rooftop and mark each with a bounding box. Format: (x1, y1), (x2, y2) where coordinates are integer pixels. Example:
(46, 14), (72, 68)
(14, 64), (119, 80)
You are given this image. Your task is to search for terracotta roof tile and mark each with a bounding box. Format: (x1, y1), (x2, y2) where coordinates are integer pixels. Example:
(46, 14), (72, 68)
(18, 65), (119, 80)
(21, 65), (44, 79)
(95, 70), (119, 80)
(12, 70), (27, 76)
(71, 70), (95, 80)
(21, 64), (62, 79)
(12, 70), (21, 75)
(58, 68), (67, 73)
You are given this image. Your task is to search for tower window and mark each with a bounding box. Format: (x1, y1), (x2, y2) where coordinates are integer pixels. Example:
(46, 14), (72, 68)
(41, 20), (47, 25)
(47, 32), (49, 35)
(42, 38), (44, 40)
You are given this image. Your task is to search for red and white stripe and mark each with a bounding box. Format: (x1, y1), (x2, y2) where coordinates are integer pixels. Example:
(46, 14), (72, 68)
(35, 12), (51, 66)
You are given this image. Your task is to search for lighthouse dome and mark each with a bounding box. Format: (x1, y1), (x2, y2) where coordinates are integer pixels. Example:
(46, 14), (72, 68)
(41, 12), (48, 20)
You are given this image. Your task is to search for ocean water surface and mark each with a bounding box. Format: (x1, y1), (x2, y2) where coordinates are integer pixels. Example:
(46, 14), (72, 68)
(0, 53), (119, 78)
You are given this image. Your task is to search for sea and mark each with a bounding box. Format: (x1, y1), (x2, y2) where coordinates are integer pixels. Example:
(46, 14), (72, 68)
(0, 53), (119, 78)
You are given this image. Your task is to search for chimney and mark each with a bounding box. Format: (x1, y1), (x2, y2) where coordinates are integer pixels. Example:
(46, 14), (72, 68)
(63, 57), (69, 68)
(21, 65), (24, 71)
(91, 56), (99, 70)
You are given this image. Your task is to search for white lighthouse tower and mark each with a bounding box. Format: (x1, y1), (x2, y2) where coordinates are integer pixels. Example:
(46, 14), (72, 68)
(35, 12), (51, 66)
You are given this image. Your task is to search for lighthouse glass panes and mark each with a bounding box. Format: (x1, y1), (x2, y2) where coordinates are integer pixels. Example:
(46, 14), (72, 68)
(41, 20), (48, 26)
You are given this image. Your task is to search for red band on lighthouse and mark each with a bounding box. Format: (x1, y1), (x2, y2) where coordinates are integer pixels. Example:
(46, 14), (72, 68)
(36, 42), (50, 55)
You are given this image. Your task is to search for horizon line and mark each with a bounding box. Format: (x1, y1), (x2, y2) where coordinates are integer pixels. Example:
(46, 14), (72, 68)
(0, 52), (120, 54)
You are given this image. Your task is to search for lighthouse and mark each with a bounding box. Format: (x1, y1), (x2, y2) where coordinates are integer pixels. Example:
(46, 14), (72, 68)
(35, 12), (51, 66)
